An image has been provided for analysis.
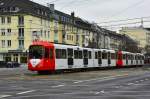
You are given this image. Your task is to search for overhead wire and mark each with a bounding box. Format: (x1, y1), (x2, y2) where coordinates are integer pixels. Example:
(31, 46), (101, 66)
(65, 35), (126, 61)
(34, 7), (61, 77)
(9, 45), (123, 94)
(110, 0), (147, 18)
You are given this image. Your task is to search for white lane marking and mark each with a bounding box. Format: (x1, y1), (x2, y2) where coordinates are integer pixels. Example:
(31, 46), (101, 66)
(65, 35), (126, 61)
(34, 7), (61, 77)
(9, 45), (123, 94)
(127, 83), (134, 85)
(95, 92), (100, 95)
(145, 78), (149, 81)
(68, 85), (89, 87)
(74, 81), (83, 84)
(114, 86), (122, 88)
(51, 85), (65, 88)
(73, 75), (128, 84)
(115, 86), (120, 88)
(110, 91), (150, 93)
(0, 95), (12, 98)
(131, 84), (150, 86)
(140, 80), (144, 82)
(135, 81), (139, 83)
(17, 90), (35, 95)
(6, 92), (150, 98)
(100, 90), (105, 94)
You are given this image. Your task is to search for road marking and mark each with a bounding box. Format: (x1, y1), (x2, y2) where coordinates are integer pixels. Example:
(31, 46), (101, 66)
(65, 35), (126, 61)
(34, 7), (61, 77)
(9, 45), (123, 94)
(0, 95), (12, 98)
(72, 75), (128, 84)
(100, 90), (105, 94)
(110, 91), (150, 93)
(135, 81), (139, 83)
(127, 83), (134, 85)
(95, 92), (100, 95)
(17, 90), (35, 95)
(140, 80), (144, 82)
(115, 86), (120, 88)
(114, 86), (122, 88)
(51, 85), (65, 88)
(74, 81), (83, 84)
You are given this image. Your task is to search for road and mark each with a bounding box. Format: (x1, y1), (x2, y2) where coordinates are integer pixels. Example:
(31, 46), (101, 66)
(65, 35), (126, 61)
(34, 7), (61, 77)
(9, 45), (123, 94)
(0, 65), (150, 99)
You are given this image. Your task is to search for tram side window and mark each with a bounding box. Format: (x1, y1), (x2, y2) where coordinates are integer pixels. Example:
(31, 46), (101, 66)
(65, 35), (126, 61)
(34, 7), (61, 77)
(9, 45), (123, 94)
(140, 56), (142, 60)
(108, 52), (111, 58)
(89, 51), (92, 59)
(68, 49), (73, 58)
(50, 49), (53, 59)
(95, 52), (98, 59)
(62, 49), (66, 59)
(83, 50), (88, 58)
(102, 52), (107, 59)
(133, 55), (135, 60)
(132, 55), (134, 60)
(56, 49), (66, 59)
(138, 56), (140, 60)
(56, 49), (61, 59)
(98, 51), (101, 58)
(142, 56), (144, 60)
(111, 53), (115, 59)
(74, 50), (78, 59)
(123, 54), (126, 60)
(45, 48), (49, 58)
(79, 51), (83, 59)
(135, 55), (137, 60)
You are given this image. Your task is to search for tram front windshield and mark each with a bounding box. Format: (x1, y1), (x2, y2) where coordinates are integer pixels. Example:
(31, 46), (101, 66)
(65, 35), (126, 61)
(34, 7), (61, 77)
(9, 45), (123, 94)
(29, 45), (44, 59)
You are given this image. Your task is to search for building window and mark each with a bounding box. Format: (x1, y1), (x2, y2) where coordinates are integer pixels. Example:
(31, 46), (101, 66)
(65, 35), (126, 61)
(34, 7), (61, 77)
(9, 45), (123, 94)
(1, 17), (5, 24)
(41, 30), (43, 37)
(44, 30), (46, 38)
(48, 31), (50, 38)
(40, 18), (43, 25)
(1, 40), (5, 48)
(13, 54), (18, 62)
(7, 40), (11, 47)
(18, 28), (24, 37)
(19, 40), (24, 48)
(7, 17), (11, 23)
(54, 30), (58, 42)
(54, 20), (58, 29)
(7, 28), (11, 36)
(20, 53), (27, 63)
(18, 16), (24, 25)
(1, 29), (5, 36)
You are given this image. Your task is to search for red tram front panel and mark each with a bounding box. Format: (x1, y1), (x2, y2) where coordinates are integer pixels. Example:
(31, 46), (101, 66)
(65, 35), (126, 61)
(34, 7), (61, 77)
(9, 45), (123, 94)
(116, 51), (123, 67)
(28, 41), (56, 72)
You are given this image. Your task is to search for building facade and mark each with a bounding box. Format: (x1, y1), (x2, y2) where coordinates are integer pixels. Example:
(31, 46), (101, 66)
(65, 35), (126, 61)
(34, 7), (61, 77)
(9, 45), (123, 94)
(0, 0), (132, 63)
(119, 27), (150, 53)
(0, 0), (107, 63)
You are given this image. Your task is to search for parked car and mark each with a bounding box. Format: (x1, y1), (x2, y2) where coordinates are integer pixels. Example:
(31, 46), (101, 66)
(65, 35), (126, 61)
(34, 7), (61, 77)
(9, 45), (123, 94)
(0, 61), (7, 68)
(6, 62), (20, 68)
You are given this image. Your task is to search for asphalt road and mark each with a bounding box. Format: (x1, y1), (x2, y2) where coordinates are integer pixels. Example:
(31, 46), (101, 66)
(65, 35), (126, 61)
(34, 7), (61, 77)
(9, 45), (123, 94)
(0, 65), (150, 99)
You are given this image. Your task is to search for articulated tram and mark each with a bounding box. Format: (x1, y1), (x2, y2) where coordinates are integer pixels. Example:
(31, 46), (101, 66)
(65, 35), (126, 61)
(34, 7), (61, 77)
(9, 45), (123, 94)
(28, 41), (145, 73)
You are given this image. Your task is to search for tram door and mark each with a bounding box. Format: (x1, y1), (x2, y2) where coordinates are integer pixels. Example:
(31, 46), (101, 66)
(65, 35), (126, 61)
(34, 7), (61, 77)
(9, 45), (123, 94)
(108, 52), (111, 65)
(126, 54), (128, 65)
(98, 51), (102, 66)
(83, 50), (88, 67)
(67, 48), (74, 68)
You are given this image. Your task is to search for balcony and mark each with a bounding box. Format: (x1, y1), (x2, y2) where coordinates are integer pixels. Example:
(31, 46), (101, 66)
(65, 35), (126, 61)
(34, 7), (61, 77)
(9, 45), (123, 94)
(18, 46), (24, 50)
(17, 23), (24, 27)
(17, 36), (24, 40)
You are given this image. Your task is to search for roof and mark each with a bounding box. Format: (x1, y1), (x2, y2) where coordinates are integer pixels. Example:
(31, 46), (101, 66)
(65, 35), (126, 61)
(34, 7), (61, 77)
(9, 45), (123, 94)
(0, 0), (51, 19)
(0, 0), (93, 29)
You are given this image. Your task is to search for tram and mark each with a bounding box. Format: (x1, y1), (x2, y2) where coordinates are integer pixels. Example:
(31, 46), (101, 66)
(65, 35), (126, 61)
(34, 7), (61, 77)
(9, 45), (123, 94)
(28, 41), (145, 73)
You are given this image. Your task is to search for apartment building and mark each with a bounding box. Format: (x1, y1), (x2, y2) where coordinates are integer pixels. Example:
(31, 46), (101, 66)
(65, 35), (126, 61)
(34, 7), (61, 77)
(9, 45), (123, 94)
(0, 0), (129, 63)
(120, 27), (150, 53)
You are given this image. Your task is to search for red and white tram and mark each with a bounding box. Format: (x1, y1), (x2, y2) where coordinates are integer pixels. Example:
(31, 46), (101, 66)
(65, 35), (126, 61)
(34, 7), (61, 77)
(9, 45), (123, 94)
(28, 41), (145, 73)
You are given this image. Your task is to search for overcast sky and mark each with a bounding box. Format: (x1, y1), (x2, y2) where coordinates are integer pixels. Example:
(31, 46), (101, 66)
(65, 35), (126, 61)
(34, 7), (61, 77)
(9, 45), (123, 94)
(33, 0), (150, 30)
